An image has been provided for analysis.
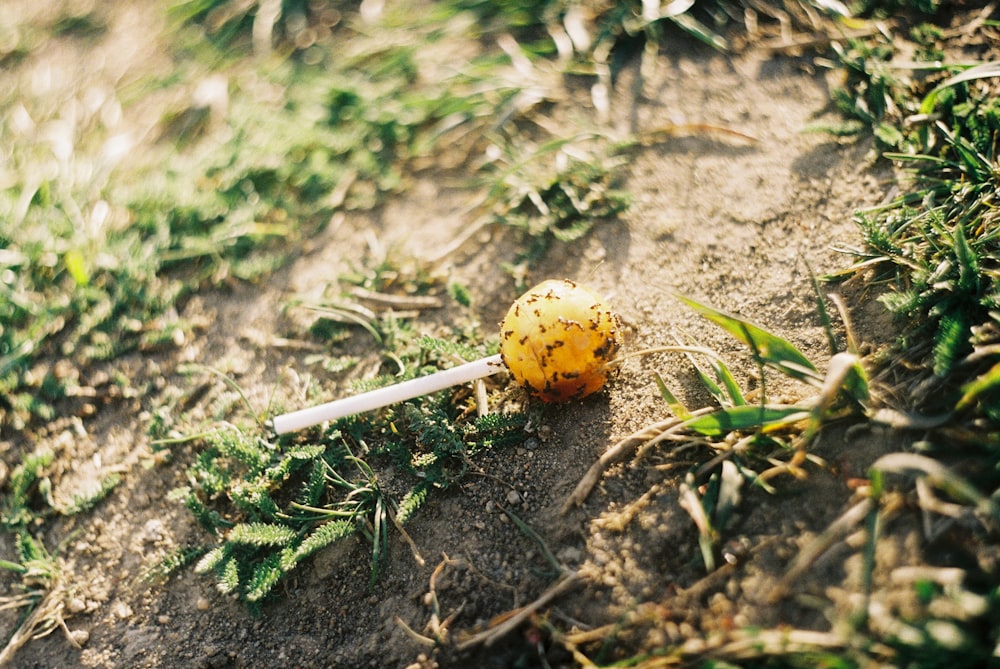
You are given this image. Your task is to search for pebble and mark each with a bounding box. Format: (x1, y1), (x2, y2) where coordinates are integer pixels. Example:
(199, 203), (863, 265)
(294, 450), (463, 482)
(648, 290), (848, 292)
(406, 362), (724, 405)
(69, 629), (90, 646)
(506, 490), (521, 505)
(196, 596), (211, 611)
(142, 518), (165, 543)
(112, 601), (133, 619)
(557, 546), (583, 564)
(158, 615), (171, 625)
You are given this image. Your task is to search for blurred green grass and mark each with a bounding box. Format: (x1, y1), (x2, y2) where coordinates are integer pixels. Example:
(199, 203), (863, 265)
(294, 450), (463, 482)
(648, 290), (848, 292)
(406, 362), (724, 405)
(4, 1), (1000, 666)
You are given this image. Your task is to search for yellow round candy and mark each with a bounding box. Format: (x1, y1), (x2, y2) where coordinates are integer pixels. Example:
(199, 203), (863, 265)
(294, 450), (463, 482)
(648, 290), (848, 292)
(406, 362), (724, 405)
(499, 279), (622, 403)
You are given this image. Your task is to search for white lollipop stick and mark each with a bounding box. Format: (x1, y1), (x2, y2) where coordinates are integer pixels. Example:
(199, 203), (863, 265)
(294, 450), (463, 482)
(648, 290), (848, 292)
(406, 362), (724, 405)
(271, 354), (505, 434)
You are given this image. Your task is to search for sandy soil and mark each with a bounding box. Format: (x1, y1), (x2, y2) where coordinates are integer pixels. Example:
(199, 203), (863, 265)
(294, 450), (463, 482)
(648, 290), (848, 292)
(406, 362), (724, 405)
(3, 3), (973, 668)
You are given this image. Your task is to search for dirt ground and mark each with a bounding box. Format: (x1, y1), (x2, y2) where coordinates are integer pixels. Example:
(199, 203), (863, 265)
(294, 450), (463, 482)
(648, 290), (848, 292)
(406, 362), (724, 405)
(3, 3), (974, 668)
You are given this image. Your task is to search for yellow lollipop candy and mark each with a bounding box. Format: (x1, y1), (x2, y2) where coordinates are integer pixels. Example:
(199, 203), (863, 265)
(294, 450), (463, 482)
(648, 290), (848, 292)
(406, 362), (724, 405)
(271, 278), (621, 433)
(500, 279), (621, 403)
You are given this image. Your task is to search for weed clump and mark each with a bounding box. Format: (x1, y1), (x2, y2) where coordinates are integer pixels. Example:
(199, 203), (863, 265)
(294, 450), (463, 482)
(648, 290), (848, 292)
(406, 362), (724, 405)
(173, 334), (526, 607)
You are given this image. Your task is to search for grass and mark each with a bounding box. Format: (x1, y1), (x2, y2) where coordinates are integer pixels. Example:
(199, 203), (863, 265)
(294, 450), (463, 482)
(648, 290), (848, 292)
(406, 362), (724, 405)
(0, 0), (609, 651)
(3, 0), (1000, 666)
(560, 294), (1000, 667)
(0, 0), (624, 428)
(565, 291), (868, 525)
(0, 446), (118, 658)
(831, 32), (1000, 426)
(165, 328), (527, 608)
(551, 5), (1000, 666)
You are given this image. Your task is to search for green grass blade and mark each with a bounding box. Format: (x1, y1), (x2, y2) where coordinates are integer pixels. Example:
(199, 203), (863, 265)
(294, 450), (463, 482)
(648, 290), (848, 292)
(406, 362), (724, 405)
(666, 14), (728, 52)
(708, 355), (746, 407)
(0, 559), (28, 574)
(953, 224), (980, 294)
(807, 266), (840, 357)
(685, 353), (730, 407)
(652, 372), (693, 420)
(682, 405), (809, 437)
(956, 361), (1000, 411)
(676, 295), (821, 385)
(919, 62), (1000, 115)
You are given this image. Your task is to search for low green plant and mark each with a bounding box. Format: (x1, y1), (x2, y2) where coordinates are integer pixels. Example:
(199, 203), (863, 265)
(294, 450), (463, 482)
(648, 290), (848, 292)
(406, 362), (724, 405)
(1, 449), (56, 530)
(846, 65), (1000, 406)
(824, 35), (916, 150)
(1, 1), (544, 427)
(1, 447), (120, 530)
(0, 533), (60, 599)
(564, 290), (1000, 666)
(561, 293), (876, 664)
(485, 137), (630, 283)
(0, 532), (66, 660)
(456, 0), (731, 55)
(661, 296), (867, 552)
(0, 450), (117, 659)
(566, 292), (870, 547)
(171, 332), (526, 608)
(0, 41), (318, 426)
(167, 0), (336, 58)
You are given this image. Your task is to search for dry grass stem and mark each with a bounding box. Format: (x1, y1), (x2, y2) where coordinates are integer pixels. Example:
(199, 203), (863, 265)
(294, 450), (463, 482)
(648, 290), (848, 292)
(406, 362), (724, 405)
(455, 571), (582, 651)
(347, 286), (444, 310)
(0, 587), (72, 667)
(768, 496), (874, 603)
(562, 407), (716, 513)
(395, 555), (462, 648)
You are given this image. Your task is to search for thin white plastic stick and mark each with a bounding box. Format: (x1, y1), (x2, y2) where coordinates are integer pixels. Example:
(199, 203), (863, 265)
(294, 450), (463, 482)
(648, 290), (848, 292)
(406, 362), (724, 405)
(271, 354), (505, 434)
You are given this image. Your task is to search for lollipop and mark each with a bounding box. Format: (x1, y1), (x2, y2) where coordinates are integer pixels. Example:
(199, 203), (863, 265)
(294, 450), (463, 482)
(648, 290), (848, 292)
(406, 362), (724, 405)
(499, 279), (621, 402)
(270, 279), (621, 434)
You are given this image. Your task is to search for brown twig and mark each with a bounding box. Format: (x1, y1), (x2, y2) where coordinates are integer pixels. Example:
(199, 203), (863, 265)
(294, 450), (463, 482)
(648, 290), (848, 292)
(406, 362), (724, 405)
(455, 571), (582, 651)
(562, 407), (716, 513)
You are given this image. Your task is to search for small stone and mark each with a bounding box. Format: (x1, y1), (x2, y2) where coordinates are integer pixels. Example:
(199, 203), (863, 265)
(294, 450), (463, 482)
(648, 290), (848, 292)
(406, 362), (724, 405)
(142, 518), (165, 543)
(506, 490), (521, 505)
(112, 601), (133, 619)
(196, 596), (211, 611)
(157, 615), (171, 625)
(557, 546), (583, 564)
(67, 597), (87, 613)
(69, 629), (90, 646)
